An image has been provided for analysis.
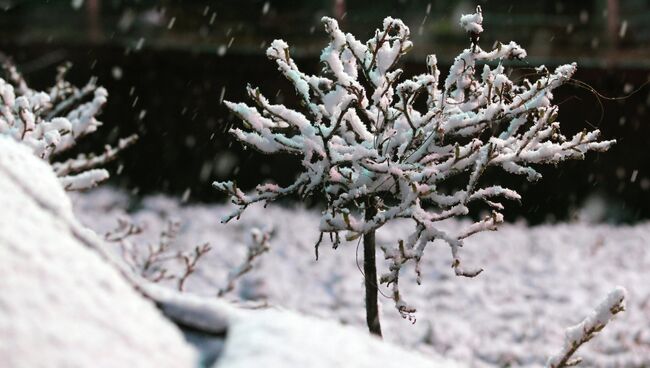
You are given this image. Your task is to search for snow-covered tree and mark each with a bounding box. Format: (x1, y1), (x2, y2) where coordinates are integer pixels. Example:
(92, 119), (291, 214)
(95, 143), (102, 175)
(214, 6), (615, 336)
(0, 60), (136, 190)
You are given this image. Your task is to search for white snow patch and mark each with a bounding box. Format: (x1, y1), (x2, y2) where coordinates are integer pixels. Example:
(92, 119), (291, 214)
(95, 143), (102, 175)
(218, 307), (462, 368)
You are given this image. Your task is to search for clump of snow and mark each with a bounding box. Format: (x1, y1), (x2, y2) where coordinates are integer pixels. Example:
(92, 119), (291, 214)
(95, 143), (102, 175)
(73, 188), (650, 367)
(460, 6), (484, 34)
(59, 167), (110, 190)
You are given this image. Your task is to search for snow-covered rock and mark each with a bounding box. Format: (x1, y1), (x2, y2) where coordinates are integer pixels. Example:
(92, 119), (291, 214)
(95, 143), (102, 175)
(0, 136), (198, 367)
(0, 136), (461, 368)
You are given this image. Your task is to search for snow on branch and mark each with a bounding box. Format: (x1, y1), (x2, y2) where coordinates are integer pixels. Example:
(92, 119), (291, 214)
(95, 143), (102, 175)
(0, 60), (136, 190)
(218, 228), (271, 297)
(214, 6), (615, 319)
(105, 217), (212, 291)
(546, 287), (627, 368)
(106, 217), (271, 296)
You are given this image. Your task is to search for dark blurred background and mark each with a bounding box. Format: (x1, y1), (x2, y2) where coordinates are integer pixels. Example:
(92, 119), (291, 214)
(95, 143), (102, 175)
(0, 0), (648, 223)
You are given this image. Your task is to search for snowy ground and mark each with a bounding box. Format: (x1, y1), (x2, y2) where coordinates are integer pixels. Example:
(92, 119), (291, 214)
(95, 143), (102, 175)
(73, 188), (650, 367)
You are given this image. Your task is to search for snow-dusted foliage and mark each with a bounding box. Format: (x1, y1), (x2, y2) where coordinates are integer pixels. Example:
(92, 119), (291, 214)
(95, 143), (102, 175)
(218, 228), (271, 297)
(104, 215), (273, 295)
(105, 217), (212, 291)
(215, 6), (614, 318)
(0, 60), (136, 190)
(546, 287), (627, 368)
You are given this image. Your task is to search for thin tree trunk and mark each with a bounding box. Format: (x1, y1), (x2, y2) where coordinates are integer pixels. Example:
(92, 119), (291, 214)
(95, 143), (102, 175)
(363, 199), (382, 337)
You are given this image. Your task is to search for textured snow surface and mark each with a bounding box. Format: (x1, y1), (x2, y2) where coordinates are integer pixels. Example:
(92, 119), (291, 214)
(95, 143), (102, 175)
(218, 307), (461, 368)
(0, 137), (198, 368)
(74, 188), (650, 367)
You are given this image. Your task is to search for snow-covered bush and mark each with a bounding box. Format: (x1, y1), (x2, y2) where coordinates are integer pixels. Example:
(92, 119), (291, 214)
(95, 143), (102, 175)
(214, 6), (614, 335)
(105, 215), (271, 295)
(218, 228), (271, 297)
(0, 60), (136, 190)
(105, 217), (212, 291)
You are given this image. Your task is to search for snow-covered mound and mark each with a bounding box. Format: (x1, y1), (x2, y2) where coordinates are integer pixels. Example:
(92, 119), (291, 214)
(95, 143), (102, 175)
(73, 188), (650, 367)
(0, 136), (460, 368)
(0, 137), (198, 367)
(219, 306), (462, 368)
